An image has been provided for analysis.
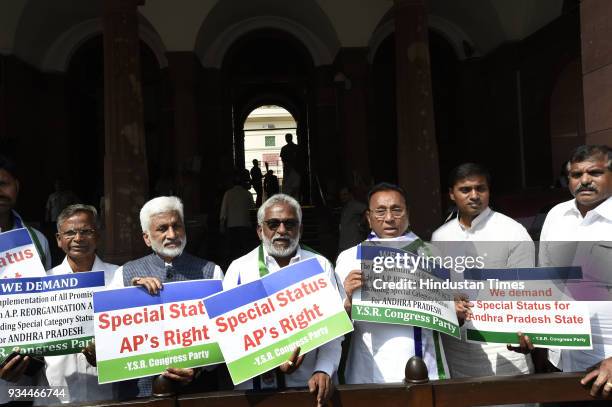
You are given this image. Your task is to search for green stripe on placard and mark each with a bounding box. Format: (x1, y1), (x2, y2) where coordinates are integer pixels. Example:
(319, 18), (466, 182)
(351, 305), (460, 338)
(466, 329), (591, 347)
(227, 311), (353, 385)
(0, 336), (93, 358)
(97, 342), (223, 384)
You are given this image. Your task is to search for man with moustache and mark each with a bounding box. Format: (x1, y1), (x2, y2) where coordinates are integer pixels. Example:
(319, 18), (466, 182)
(34, 204), (121, 404)
(117, 196), (223, 398)
(536, 145), (612, 401)
(223, 194), (343, 407)
(336, 183), (472, 383)
(432, 164), (535, 407)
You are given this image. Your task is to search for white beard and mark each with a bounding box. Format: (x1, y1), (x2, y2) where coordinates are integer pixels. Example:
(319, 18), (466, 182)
(262, 233), (299, 258)
(151, 236), (187, 259)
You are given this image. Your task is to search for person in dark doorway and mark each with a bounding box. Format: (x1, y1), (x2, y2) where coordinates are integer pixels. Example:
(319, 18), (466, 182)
(220, 173), (254, 260)
(264, 169), (280, 199)
(280, 133), (298, 170)
(250, 159), (264, 206)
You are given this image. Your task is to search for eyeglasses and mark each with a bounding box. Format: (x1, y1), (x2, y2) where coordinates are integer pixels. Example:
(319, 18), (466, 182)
(59, 229), (96, 239)
(263, 219), (299, 230)
(369, 207), (406, 220)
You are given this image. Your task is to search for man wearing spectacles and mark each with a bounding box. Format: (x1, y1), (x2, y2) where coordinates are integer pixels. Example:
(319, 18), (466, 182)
(336, 182), (471, 384)
(31, 204), (122, 404)
(117, 196), (223, 398)
(223, 194), (344, 407)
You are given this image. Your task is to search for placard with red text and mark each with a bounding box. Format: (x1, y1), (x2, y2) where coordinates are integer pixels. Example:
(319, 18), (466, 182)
(203, 258), (353, 385)
(93, 280), (223, 383)
(466, 300), (592, 349)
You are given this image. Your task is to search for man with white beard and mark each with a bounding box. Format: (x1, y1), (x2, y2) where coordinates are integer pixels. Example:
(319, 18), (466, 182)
(117, 196), (223, 398)
(223, 194), (344, 407)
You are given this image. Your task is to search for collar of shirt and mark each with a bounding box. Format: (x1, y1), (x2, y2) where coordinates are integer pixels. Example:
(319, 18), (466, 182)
(458, 206), (492, 232)
(565, 196), (612, 222)
(366, 231), (419, 242)
(59, 254), (102, 273)
(262, 244), (302, 272)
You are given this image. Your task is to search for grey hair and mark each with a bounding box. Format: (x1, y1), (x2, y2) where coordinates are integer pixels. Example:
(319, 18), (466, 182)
(140, 196), (184, 233)
(257, 193), (302, 225)
(56, 204), (98, 232)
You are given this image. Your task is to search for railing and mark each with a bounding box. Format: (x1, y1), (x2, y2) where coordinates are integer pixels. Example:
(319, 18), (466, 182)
(71, 358), (608, 407)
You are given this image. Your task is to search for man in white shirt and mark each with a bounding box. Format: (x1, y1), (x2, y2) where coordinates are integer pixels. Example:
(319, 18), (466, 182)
(336, 183), (471, 384)
(220, 174), (255, 259)
(537, 145), (612, 399)
(432, 164), (535, 406)
(224, 194), (341, 407)
(36, 204), (121, 404)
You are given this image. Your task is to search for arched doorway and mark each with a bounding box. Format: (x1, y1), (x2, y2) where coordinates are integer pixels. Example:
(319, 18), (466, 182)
(222, 28), (315, 203)
(243, 105), (298, 200)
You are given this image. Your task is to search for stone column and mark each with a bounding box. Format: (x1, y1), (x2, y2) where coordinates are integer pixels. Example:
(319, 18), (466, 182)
(394, 0), (441, 238)
(581, 0), (612, 146)
(335, 49), (371, 187)
(103, 0), (149, 263)
(167, 52), (200, 217)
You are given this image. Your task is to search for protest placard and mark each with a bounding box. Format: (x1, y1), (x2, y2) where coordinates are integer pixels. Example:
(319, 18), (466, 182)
(0, 272), (105, 359)
(93, 280), (223, 384)
(203, 258), (353, 385)
(0, 228), (46, 279)
(352, 242), (461, 338)
(461, 266), (592, 348)
(466, 300), (592, 348)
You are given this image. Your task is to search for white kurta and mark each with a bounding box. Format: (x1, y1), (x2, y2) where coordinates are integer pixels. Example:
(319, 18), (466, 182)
(432, 207), (535, 380)
(34, 255), (121, 405)
(335, 232), (449, 384)
(223, 245), (345, 389)
(539, 197), (612, 372)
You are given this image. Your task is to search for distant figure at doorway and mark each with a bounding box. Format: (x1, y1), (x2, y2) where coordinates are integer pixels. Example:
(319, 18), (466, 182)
(250, 159), (263, 206)
(280, 133), (299, 170)
(281, 163), (301, 201)
(45, 179), (80, 224)
(220, 173), (254, 260)
(263, 169), (280, 199)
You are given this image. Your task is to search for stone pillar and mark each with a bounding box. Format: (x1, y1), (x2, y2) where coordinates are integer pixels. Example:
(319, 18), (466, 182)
(335, 49), (371, 187)
(581, 0), (612, 146)
(167, 52), (200, 217)
(103, 0), (149, 263)
(394, 0), (441, 238)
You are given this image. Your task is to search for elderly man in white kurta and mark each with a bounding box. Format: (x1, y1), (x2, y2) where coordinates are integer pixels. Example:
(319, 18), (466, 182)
(224, 194), (343, 407)
(36, 204), (122, 404)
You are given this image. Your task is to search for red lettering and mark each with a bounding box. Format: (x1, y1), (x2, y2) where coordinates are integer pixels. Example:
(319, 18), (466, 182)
(98, 313), (109, 329)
